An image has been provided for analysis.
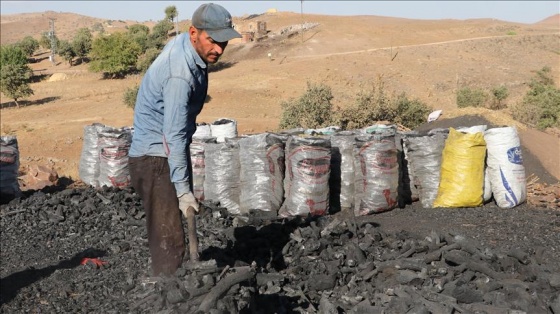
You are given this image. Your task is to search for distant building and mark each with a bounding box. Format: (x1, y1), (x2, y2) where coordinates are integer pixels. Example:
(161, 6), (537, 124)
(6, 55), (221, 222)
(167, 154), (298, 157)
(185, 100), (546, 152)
(247, 21), (267, 36)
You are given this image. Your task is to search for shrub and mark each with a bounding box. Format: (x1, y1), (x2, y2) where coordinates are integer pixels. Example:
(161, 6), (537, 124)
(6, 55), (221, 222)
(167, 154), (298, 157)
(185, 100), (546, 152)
(332, 79), (393, 130)
(489, 86), (509, 110)
(136, 47), (160, 73)
(332, 78), (431, 130)
(279, 78), (432, 131)
(392, 93), (432, 129)
(123, 85), (139, 109)
(510, 66), (560, 129)
(278, 82), (333, 129)
(456, 87), (487, 108)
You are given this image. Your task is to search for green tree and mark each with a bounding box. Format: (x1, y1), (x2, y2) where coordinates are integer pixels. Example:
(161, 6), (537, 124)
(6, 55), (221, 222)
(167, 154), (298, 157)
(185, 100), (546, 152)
(89, 32), (142, 78)
(58, 40), (76, 66)
(72, 28), (93, 63)
(147, 20), (173, 50)
(39, 32), (51, 50)
(0, 45), (34, 107)
(127, 24), (150, 53)
(39, 32), (59, 52)
(165, 5), (179, 35)
(17, 36), (39, 57)
(136, 47), (160, 73)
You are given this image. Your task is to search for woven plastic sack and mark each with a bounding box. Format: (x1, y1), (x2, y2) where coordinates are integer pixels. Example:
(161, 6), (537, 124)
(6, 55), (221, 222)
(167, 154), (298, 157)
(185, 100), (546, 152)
(396, 131), (420, 207)
(203, 138), (242, 215)
(0, 136), (21, 198)
(210, 118), (237, 143)
(433, 128), (486, 208)
(353, 133), (399, 215)
(404, 132), (446, 208)
(329, 131), (356, 212)
(239, 133), (285, 214)
(190, 136), (217, 201)
(79, 123), (108, 187)
(98, 127), (133, 188)
(193, 122), (212, 139)
(484, 127), (526, 208)
(279, 136), (331, 217)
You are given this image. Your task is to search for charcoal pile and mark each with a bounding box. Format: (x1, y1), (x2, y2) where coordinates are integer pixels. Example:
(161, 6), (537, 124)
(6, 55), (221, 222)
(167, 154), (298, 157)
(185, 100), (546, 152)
(2, 186), (560, 313)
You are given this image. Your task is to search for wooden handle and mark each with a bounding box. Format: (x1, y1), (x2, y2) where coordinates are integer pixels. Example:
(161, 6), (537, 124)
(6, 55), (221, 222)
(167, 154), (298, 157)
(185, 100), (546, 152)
(186, 206), (199, 262)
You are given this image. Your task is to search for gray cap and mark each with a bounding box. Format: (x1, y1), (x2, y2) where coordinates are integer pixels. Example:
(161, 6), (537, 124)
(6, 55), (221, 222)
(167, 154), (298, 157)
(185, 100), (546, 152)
(192, 3), (242, 42)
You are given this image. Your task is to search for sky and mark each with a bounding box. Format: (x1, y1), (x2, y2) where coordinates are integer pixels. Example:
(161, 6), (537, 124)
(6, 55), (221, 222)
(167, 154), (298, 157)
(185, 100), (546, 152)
(1, 1), (559, 24)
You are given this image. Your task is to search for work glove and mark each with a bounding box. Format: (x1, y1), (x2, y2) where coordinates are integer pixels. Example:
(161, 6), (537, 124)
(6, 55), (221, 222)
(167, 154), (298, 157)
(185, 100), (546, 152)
(178, 192), (199, 216)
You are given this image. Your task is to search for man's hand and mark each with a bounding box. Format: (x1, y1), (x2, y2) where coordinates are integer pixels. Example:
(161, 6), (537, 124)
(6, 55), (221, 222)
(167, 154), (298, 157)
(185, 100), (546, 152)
(178, 192), (199, 216)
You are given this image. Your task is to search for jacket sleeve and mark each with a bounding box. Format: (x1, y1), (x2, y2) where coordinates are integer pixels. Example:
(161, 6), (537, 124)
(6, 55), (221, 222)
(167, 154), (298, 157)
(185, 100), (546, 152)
(162, 76), (193, 197)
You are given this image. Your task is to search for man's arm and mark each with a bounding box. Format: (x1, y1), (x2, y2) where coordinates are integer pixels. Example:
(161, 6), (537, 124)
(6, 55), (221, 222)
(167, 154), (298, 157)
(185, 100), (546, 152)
(162, 77), (193, 197)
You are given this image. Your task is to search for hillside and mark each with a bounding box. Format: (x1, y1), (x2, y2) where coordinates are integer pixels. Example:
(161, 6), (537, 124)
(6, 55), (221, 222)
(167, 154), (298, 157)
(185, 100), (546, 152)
(0, 11), (559, 182)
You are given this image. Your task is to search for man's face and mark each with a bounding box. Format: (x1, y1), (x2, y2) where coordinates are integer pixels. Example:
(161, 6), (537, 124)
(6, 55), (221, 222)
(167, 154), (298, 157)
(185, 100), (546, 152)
(190, 27), (228, 64)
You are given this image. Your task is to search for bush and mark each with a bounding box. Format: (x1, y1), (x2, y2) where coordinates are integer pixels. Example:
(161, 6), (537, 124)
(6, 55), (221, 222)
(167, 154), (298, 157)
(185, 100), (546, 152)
(279, 82), (333, 129)
(456, 87), (487, 108)
(489, 86), (509, 110)
(332, 78), (431, 130)
(332, 79), (392, 130)
(510, 66), (560, 129)
(279, 78), (432, 131)
(123, 85), (139, 109)
(392, 93), (432, 129)
(136, 48), (160, 73)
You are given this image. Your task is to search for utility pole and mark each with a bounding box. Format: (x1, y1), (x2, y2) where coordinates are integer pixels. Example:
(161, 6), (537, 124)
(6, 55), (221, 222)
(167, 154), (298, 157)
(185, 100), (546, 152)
(300, 0), (304, 43)
(48, 18), (56, 65)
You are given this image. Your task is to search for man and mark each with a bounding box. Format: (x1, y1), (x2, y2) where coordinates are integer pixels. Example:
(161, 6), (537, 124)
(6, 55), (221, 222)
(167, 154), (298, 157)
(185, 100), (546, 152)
(128, 3), (241, 276)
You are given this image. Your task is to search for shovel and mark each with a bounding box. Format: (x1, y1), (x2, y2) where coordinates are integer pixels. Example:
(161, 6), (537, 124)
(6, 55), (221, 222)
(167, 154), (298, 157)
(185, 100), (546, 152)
(186, 206), (199, 262)
(185, 205), (218, 271)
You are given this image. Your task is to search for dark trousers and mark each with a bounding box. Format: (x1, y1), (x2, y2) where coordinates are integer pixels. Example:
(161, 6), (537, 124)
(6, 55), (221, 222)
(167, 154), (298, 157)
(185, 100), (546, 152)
(129, 156), (185, 276)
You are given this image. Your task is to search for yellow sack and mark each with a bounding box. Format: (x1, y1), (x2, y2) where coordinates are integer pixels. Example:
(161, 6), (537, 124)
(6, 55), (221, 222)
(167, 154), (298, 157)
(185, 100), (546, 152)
(433, 128), (486, 208)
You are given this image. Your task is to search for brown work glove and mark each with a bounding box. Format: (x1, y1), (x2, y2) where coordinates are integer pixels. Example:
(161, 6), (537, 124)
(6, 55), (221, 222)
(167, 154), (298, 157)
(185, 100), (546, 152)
(178, 192), (200, 216)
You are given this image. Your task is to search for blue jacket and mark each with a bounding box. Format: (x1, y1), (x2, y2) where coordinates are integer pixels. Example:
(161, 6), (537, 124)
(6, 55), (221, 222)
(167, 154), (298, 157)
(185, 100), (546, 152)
(129, 33), (208, 197)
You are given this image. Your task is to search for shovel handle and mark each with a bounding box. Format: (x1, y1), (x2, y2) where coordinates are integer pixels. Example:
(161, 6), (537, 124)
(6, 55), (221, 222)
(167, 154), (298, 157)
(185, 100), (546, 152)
(186, 206), (199, 262)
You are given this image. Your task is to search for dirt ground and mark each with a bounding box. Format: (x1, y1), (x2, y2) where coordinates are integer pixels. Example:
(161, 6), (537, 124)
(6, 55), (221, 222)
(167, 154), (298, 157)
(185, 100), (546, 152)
(1, 11), (559, 184)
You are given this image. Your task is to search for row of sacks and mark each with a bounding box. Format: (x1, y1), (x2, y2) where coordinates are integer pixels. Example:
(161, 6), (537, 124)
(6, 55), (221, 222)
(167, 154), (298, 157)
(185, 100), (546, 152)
(78, 121), (527, 218)
(193, 123), (527, 218)
(400, 125), (526, 210)
(78, 118), (238, 188)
